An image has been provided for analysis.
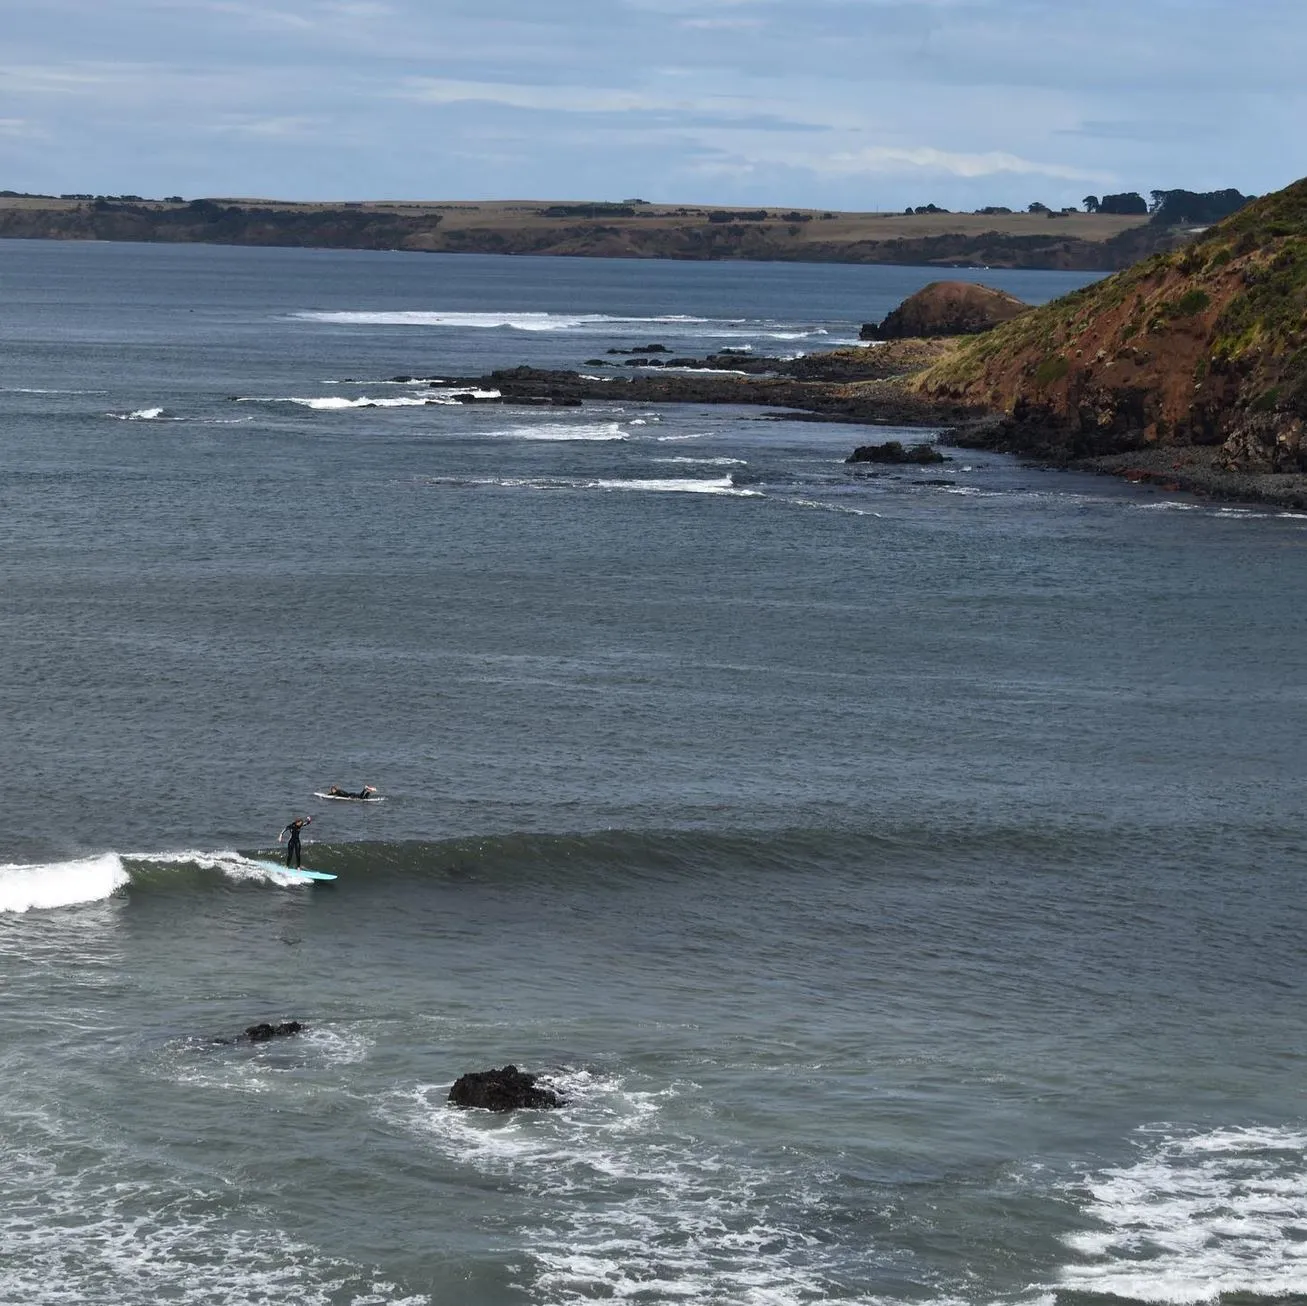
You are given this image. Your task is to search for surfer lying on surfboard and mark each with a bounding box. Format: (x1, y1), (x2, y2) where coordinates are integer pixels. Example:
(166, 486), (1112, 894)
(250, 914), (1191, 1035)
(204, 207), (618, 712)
(326, 784), (377, 800)
(278, 816), (312, 868)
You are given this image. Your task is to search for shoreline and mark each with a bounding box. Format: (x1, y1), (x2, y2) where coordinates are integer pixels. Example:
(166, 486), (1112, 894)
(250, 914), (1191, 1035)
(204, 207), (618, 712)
(439, 346), (1307, 511)
(0, 198), (1172, 272)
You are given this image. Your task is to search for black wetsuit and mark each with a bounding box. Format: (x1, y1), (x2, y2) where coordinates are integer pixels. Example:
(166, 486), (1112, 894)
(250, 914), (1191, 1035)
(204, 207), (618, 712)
(282, 821), (306, 867)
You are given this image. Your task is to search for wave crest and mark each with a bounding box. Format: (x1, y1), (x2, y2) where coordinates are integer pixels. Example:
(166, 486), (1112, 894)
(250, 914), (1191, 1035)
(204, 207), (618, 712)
(0, 854), (128, 914)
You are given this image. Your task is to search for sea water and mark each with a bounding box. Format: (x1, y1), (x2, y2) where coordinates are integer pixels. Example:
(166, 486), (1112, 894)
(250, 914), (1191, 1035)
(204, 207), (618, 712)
(2, 239), (1306, 1305)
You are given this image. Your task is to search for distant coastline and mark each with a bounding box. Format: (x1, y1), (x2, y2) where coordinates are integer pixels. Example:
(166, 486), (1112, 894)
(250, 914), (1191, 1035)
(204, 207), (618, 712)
(0, 194), (1188, 272)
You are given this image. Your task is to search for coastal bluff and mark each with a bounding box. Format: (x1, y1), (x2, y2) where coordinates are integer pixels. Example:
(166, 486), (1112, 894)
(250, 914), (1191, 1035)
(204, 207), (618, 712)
(917, 176), (1307, 477)
(0, 195), (1175, 271)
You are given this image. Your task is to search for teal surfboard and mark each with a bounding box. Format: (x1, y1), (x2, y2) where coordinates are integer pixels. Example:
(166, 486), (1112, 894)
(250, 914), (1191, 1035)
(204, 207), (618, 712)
(250, 859), (337, 882)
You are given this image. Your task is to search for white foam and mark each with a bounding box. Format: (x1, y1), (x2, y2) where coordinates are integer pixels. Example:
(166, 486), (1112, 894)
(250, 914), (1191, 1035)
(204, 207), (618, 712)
(0, 1129), (426, 1305)
(0, 853), (128, 914)
(654, 433), (706, 442)
(237, 389), (499, 410)
(587, 475), (760, 496)
(293, 309), (721, 333)
(781, 496), (873, 516)
(652, 456), (748, 466)
(492, 422), (627, 442)
(658, 366), (751, 375)
(390, 1068), (834, 1304)
(325, 376), (446, 386)
(1056, 1123), (1307, 1302)
(108, 406), (167, 421)
(291, 309), (838, 343)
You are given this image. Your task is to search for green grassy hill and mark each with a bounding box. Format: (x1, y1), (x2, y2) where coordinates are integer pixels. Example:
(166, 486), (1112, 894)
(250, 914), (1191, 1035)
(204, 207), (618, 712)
(918, 177), (1307, 470)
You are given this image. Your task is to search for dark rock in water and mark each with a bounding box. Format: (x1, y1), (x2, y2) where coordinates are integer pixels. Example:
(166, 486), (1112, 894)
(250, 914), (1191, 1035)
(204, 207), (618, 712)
(846, 440), (949, 465)
(390, 375), (413, 383)
(448, 1064), (563, 1112)
(448, 390), (499, 403)
(583, 358), (611, 366)
(245, 1020), (304, 1043)
(606, 343), (671, 355)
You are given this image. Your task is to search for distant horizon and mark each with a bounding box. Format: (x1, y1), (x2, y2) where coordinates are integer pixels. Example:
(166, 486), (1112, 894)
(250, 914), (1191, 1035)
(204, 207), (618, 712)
(0, 187), (1260, 217)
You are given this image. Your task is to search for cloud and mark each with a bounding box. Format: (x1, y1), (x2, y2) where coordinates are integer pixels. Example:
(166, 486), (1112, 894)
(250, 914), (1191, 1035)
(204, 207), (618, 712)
(0, 0), (1300, 208)
(396, 77), (828, 134)
(812, 145), (1113, 184)
(206, 114), (325, 138)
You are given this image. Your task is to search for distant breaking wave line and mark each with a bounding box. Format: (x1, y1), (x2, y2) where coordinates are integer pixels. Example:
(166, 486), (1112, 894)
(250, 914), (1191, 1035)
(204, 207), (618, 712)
(236, 390), (500, 410)
(289, 309), (836, 339)
(490, 422), (628, 442)
(293, 310), (727, 331)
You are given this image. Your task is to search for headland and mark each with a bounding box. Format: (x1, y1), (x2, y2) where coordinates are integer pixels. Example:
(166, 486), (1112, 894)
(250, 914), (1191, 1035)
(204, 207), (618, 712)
(0, 193), (1175, 271)
(413, 175), (1307, 509)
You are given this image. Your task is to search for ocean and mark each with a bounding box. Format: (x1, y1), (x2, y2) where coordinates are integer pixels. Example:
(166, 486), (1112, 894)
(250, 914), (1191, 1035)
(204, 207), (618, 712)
(2, 238), (1306, 1306)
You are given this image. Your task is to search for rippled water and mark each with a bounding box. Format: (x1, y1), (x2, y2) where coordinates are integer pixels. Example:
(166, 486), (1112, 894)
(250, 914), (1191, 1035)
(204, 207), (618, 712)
(2, 240), (1306, 1306)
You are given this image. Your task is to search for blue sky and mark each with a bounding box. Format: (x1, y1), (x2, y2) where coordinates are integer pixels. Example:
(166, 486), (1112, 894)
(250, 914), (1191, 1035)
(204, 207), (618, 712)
(1, 0), (1304, 209)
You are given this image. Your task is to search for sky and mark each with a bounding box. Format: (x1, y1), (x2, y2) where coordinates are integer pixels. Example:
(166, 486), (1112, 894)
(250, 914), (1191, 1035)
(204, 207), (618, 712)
(1, 0), (1304, 211)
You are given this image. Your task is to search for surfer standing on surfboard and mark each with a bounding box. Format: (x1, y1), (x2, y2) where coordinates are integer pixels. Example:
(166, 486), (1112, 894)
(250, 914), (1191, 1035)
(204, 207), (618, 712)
(279, 816), (312, 868)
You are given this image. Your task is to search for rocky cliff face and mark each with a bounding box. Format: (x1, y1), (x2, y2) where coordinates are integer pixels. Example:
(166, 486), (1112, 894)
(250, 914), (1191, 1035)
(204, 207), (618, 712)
(917, 177), (1307, 470)
(862, 280), (1030, 339)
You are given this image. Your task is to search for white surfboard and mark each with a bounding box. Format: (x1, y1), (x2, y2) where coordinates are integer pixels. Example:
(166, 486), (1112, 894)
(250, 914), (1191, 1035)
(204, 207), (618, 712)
(313, 792), (385, 802)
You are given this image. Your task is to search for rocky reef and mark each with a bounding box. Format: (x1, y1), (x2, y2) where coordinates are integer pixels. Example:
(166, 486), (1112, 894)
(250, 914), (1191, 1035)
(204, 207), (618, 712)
(845, 440), (949, 465)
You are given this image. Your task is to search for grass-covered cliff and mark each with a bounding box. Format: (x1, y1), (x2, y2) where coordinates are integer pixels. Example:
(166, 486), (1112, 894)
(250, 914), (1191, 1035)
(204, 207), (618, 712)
(918, 177), (1307, 470)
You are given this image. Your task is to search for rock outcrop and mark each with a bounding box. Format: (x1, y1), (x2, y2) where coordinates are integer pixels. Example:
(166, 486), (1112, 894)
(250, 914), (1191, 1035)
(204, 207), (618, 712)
(919, 176), (1307, 472)
(448, 1065), (564, 1111)
(862, 281), (1030, 340)
(845, 440), (948, 465)
(246, 1021), (304, 1042)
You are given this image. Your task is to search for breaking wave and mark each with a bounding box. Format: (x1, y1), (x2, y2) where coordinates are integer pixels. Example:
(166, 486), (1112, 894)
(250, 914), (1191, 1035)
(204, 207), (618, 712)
(1056, 1123), (1307, 1302)
(235, 389), (500, 410)
(490, 422), (628, 442)
(290, 309), (844, 341)
(107, 406), (169, 421)
(0, 854), (129, 914)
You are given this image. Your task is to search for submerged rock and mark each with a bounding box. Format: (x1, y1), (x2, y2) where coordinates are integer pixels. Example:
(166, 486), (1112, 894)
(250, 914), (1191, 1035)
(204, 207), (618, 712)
(846, 440), (949, 465)
(448, 1065), (564, 1111)
(245, 1020), (304, 1043)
